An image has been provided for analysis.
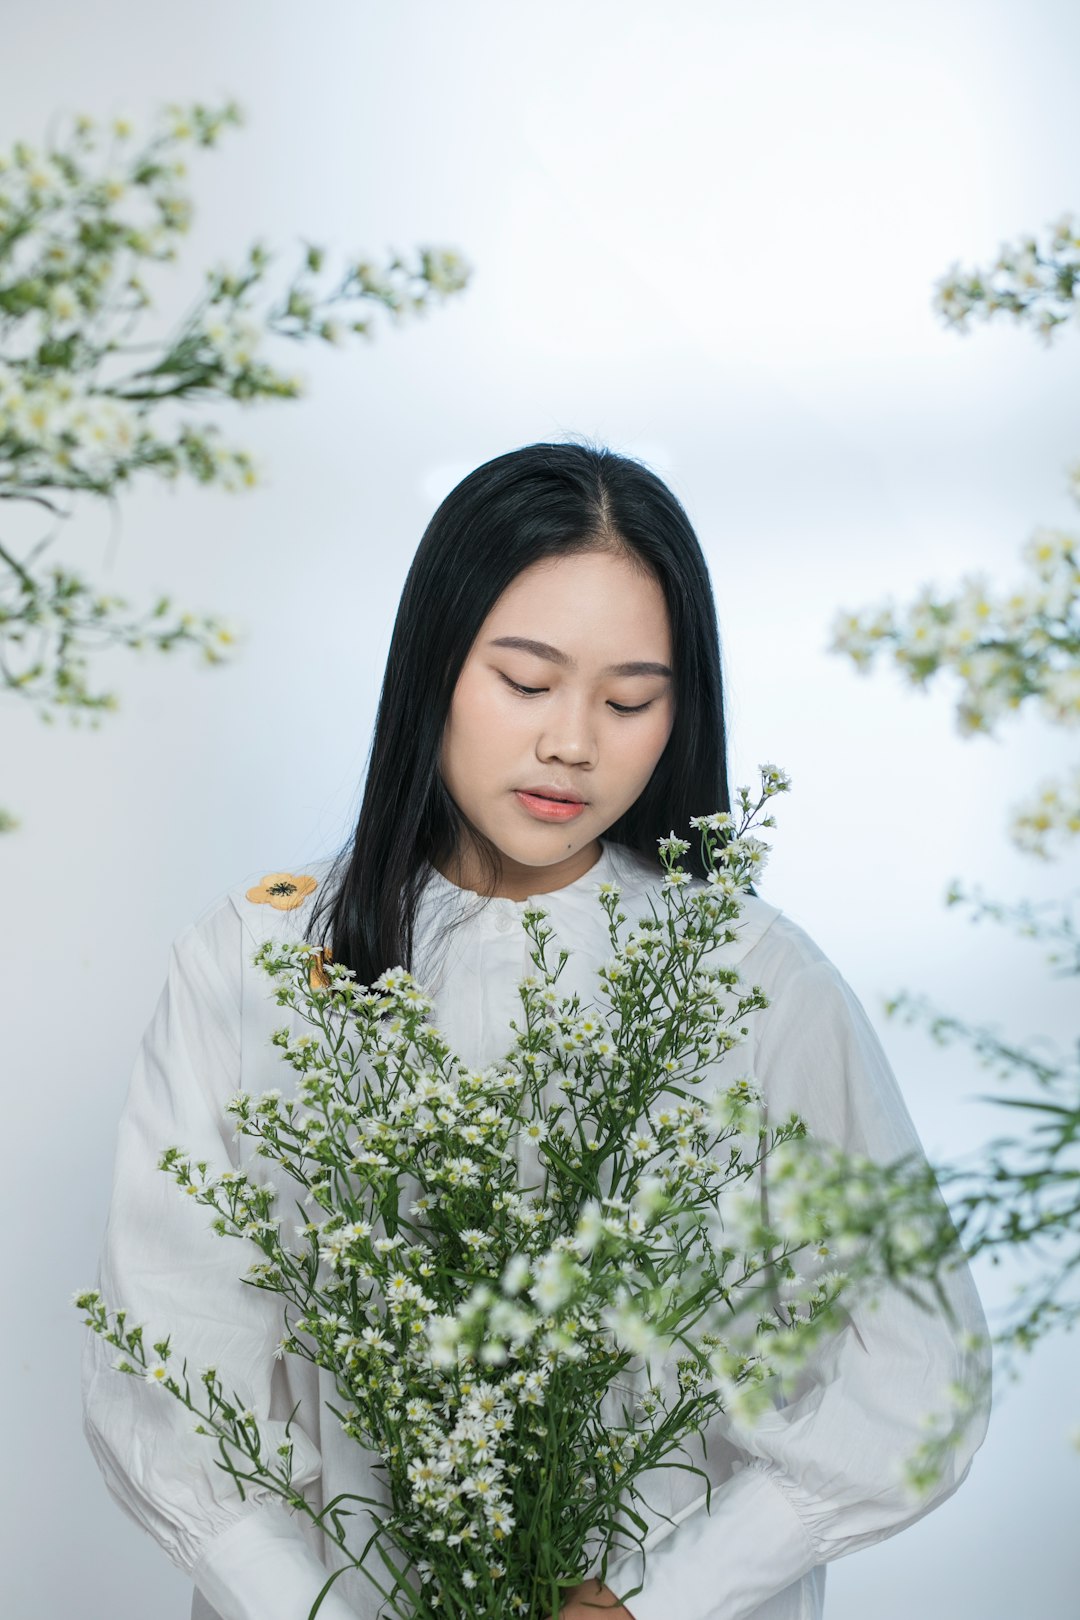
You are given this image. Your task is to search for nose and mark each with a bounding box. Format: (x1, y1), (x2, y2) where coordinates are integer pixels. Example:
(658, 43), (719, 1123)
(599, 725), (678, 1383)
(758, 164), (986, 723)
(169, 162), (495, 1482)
(536, 692), (598, 769)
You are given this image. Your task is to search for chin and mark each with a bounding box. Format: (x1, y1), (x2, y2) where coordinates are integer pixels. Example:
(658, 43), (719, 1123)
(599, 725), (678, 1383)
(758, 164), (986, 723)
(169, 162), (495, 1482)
(496, 825), (585, 861)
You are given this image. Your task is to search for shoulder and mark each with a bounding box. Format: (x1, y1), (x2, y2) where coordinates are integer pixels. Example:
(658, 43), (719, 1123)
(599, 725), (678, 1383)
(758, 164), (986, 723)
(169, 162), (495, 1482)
(603, 838), (786, 967)
(602, 838), (857, 992)
(187, 853), (340, 970)
(741, 906), (836, 981)
(736, 906), (879, 1065)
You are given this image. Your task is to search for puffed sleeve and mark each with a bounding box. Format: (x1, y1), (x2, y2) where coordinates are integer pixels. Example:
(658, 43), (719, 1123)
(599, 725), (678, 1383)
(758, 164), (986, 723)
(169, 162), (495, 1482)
(603, 933), (992, 1620)
(80, 901), (358, 1620)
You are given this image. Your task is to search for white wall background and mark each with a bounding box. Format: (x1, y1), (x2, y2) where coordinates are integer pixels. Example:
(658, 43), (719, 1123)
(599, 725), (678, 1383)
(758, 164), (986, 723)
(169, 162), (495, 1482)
(3, 0), (1077, 1615)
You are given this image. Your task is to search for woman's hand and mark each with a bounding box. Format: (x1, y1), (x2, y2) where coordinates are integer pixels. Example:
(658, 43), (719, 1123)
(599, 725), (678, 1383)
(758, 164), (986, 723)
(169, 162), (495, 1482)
(547, 1576), (637, 1620)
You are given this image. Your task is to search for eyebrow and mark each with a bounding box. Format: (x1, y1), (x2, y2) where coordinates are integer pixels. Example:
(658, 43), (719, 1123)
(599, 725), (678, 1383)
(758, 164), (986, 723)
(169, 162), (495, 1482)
(488, 635), (673, 679)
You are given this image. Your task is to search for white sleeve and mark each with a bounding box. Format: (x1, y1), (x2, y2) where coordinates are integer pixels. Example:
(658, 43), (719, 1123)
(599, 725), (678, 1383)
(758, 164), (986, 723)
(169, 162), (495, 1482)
(604, 949), (992, 1620)
(80, 908), (358, 1620)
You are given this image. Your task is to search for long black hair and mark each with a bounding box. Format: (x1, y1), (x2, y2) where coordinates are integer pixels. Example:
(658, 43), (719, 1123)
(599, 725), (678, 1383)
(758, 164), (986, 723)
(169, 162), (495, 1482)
(307, 438), (736, 986)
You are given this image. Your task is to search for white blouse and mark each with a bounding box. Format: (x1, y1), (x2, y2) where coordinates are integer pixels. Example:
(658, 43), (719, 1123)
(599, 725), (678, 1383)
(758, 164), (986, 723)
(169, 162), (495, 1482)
(81, 837), (991, 1620)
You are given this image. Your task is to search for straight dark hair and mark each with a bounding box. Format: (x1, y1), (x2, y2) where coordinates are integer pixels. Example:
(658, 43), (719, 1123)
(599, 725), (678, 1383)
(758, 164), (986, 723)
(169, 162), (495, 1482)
(308, 439), (739, 986)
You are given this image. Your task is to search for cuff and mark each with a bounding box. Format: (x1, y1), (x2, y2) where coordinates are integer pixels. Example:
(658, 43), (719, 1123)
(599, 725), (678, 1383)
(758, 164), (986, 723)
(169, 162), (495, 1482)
(604, 1463), (820, 1620)
(192, 1499), (357, 1620)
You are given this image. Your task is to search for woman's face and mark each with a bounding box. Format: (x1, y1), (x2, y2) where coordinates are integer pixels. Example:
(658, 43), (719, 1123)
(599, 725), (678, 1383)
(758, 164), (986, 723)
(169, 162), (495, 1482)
(438, 548), (676, 899)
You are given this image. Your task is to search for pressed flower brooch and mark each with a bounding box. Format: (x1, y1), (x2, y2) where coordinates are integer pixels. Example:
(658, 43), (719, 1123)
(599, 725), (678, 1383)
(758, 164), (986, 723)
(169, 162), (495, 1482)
(244, 873), (332, 991)
(245, 871), (318, 911)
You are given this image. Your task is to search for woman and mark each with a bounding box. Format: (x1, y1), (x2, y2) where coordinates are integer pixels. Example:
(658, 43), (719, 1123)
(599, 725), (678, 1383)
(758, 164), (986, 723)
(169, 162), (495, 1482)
(81, 441), (991, 1620)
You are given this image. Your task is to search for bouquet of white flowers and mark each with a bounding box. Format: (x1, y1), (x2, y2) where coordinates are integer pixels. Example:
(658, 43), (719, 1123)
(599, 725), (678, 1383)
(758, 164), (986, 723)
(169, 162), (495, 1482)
(78, 766), (894, 1620)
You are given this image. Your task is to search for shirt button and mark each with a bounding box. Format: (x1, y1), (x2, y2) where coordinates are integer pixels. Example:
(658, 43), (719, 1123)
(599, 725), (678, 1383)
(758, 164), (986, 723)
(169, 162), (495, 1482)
(494, 906), (516, 934)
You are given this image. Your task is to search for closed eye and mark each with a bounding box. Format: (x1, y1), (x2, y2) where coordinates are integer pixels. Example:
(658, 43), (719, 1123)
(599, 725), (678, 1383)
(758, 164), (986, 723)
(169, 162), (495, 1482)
(500, 673), (654, 715)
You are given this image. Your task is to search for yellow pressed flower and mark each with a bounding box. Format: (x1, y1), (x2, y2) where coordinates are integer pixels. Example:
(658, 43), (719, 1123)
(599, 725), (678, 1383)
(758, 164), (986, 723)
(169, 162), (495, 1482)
(245, 871), (318, 910)
(308, 946), (333, 991)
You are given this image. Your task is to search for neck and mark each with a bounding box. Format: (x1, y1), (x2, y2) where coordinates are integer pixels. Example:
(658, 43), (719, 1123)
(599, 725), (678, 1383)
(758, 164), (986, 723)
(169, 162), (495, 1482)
(435, 837), (604, 901)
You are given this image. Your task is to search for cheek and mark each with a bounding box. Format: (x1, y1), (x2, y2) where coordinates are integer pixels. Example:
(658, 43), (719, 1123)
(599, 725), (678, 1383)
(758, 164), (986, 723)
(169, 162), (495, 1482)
(452, 670), (518, 738)
(602, 717), (668, 797)
(443, 671), (519, 778)
(627, 703), (675, 772)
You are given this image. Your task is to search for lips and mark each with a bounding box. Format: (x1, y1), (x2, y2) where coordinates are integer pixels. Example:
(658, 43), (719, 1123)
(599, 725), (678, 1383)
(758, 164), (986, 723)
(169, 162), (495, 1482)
(517, 786), (585, 804)
(514, 789), (587, 822)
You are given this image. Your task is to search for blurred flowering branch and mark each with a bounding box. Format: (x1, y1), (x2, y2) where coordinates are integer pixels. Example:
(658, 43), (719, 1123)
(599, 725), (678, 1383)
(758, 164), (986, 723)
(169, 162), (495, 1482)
(933, 213), (1080, 343)
(0, 98), (471, 831)
(829, 212), (1080, 1381)
(828, 527), (1080, 860)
